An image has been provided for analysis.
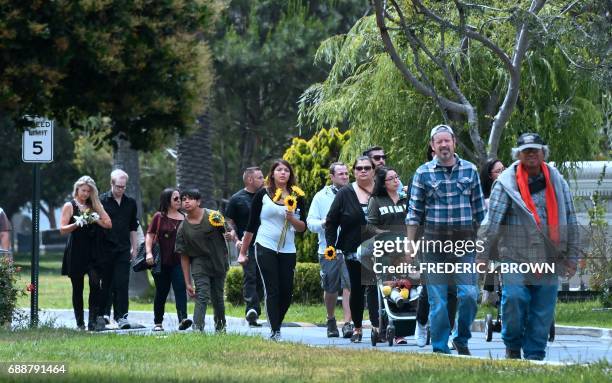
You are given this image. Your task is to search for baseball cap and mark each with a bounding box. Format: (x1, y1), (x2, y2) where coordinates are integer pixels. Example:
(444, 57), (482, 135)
(516, 133), (545, 151)
(430, 124), (455, 139)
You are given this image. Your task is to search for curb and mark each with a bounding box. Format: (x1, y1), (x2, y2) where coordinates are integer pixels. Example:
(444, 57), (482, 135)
(23, 309), (612, 338)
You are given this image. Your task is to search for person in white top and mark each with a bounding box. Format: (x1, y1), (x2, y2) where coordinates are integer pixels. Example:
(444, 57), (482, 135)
(307, 162), (353, 338)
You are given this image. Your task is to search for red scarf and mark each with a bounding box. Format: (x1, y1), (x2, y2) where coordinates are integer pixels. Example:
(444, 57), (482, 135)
(516, 163), (559, 245)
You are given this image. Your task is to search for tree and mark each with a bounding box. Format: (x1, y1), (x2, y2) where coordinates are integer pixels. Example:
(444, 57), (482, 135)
(282, 128), (350, 262)
(299, 1), (606, 176)
(208, 0), (367, 198)
(0, 1), (219, 150)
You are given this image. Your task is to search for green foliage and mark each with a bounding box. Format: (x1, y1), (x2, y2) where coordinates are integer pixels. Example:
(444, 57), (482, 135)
(299, 8), (605, 174)
(226, 263), (323, 304)
(282, 128), (350, 262)
(0, 258), (24, 327)
(209, 0), (367, 198)
(0, 0), (220, 150)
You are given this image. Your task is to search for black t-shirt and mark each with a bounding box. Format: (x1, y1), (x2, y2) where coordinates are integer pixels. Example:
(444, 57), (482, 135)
(224, 189), (256, 239)
(100, 191), (139, 252)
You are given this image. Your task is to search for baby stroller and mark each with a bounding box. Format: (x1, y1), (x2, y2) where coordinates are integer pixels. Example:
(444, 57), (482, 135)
(357, 232), (421, 347)
(483, 265), (555, 342)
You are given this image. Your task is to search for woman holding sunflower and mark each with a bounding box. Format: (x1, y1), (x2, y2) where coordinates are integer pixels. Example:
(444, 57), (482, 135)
(237, 159), (306, 341)
(325, 156), (379, 343)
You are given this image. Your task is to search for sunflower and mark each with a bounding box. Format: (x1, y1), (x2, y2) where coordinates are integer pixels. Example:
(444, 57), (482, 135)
(284, 195), (297, 212)
(291, 185), (305, 197)
(323, 246), (336, 260)
(208, 210), (225, 228)
(272, 188), (283, 202)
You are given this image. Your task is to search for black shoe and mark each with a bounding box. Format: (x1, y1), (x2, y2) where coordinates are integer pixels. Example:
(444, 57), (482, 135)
(326, 318), (339, 338)
(269, 331), (281, 341)
(350, 331), (362, 343)
(87, 322), (95, 331)
(95, 316), (106, 332)
(245, 309), (259, 325)
(506, 348), (522, 359)
(452, 340), (471, 356)
(341, 322), (354, 339)
(178, 319), (193, 331)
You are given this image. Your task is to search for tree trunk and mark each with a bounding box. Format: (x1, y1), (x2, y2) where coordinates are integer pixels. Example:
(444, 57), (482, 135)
(112, 134), (151, 298)
(177, 114), (216, 209)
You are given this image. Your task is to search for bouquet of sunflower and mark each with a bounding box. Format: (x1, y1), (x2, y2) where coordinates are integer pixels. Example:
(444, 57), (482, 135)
(208, 210), (232, 255)
(273, 185), (305, 251)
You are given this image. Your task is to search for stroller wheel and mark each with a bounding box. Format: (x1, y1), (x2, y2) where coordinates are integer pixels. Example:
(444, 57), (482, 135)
(485, 314), (494, 342)
(387, 326), (395, 347)
(371, 328), (378, 347)
(548, 319), (555, 342)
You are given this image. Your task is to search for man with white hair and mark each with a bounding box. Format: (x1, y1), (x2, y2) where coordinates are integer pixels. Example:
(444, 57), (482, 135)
(478, 133), (579, 360)
(100, 169), (139, 329)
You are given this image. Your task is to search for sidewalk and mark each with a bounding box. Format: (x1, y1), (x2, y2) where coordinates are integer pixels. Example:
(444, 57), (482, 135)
(17, 309), (612, 365)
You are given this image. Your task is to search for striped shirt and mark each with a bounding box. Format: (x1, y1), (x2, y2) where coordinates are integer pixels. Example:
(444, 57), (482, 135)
(406, 155), (485, 228)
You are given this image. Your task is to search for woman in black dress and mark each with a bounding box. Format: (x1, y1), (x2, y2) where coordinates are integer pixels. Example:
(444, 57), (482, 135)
(60, 176), (112, 330)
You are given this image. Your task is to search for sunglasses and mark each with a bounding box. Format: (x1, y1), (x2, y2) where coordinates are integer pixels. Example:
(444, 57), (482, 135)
(372, 155), (387, 161)
(173, 196), (180, 202)
(113, 184), (127, 190)
(355, 166), (372, 172)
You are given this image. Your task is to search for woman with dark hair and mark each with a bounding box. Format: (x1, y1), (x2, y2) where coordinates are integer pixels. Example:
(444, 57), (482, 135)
(367, 167), (409, 344)
(480, 159), (505, 202)
(238, 159), (307, 341)
(145, 188), (190, 331)
(478, 159), (505, 305)
(326, 156), (379, 343)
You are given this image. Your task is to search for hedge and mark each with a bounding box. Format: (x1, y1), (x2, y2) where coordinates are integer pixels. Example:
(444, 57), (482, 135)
(226, 262), (323, 305)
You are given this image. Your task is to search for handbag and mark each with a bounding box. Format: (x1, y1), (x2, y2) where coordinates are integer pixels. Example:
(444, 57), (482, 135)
(132, 215), (162, 273)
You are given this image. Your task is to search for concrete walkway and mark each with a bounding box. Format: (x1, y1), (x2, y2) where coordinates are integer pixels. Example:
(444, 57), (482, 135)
(15, 309), (610, 365)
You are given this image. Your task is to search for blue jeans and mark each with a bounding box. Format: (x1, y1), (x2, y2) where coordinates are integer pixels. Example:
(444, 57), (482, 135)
(425, 253), (478, 353)
(501, 272), (558, 360)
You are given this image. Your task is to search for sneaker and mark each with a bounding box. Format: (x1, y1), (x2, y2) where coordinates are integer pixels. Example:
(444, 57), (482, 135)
(394, 336), (407, 345)
(269, 331), (281, 341)
(326, 318), (339, 338)
(103, 315), (111, 325)
(505, 348), (521, 359)
(245, 309), (259, 325)
(178, 319), (193, 331)
(341, 322), (354, 339)
(118, 316), (131, 330)
(350, 330), (362, 343)
(415, 321), (428, 347)
(153, 324), (164, 332)
(452, 339), (471, 356)
(95, 316), (106, 332)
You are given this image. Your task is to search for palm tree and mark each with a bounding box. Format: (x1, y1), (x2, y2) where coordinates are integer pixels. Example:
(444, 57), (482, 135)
(176, 115), (216, 209)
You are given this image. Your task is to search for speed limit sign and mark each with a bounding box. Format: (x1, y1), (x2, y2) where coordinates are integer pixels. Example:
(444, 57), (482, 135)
(22, 117), (54, 163)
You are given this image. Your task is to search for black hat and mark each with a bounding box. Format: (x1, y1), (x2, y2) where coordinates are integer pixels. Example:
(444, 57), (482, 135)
(516, 133), (545, 151)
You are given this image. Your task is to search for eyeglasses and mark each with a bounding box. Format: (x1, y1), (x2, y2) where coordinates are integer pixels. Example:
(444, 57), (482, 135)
(355, 166), (372, 172)
(385, 175), (400, 181)
(113, 184), (127, 190)
(173, 196), (180, 202)
(372, 155), (387, 161)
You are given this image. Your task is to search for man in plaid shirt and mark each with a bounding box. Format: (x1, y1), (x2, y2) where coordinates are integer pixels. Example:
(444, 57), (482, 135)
(478, 133), (579, 360)
(406, 124), (485, 355)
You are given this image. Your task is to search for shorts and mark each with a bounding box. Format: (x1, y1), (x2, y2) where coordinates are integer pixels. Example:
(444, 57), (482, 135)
(319, 252), (350, 293)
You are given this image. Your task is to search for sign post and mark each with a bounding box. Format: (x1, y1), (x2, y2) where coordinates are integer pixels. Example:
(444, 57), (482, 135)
(22, 117), (54, 328)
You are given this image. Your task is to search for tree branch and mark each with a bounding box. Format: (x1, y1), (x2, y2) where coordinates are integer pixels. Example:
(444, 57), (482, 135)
(372, 0), (467, 115)
(488, 0), (547, 158)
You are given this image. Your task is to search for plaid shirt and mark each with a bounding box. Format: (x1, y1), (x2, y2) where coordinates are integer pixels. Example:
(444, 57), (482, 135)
(406, 155), (485, 228)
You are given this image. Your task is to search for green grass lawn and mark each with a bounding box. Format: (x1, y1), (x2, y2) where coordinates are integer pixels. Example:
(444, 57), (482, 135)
(0, 328), (609, 383)
(12, 252), (612, 328)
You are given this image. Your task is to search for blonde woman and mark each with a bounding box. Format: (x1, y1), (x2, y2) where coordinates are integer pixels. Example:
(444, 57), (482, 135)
(60, 176), (112, 331)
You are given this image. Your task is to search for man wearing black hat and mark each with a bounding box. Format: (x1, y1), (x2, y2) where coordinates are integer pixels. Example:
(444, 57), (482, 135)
(478, 133), (579, 360)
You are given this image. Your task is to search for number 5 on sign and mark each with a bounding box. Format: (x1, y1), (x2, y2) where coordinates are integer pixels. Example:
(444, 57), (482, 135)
(22, 117), (54, 163)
